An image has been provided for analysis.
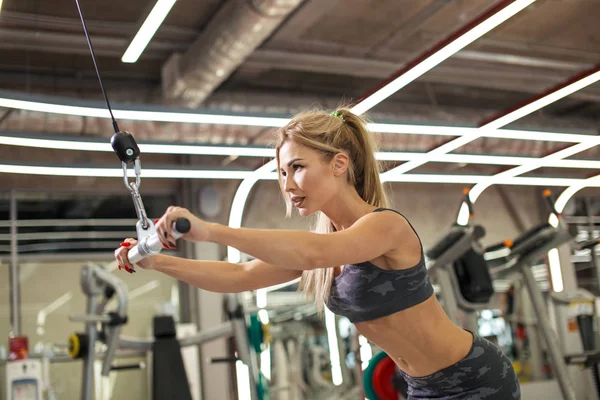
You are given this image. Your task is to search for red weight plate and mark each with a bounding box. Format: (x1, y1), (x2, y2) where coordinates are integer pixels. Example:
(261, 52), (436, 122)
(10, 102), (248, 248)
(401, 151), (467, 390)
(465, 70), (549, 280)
(373, 356), (398, 400)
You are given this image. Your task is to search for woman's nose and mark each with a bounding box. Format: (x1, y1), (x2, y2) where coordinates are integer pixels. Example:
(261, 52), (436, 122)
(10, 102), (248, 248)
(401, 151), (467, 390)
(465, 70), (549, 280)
(284, 177), (296, 192)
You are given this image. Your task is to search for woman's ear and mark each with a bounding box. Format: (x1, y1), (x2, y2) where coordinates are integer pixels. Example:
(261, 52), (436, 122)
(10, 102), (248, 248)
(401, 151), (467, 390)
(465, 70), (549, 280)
(332, 152), (350, 177)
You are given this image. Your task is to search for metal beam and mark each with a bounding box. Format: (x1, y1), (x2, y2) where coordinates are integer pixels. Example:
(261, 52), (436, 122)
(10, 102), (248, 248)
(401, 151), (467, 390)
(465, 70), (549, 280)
(0, 28), (185, 59)
(0, 109), (13, 127)
(496, 186), (528, 233)
(0, 11), (197, 41)
(267, 0), (345, 43)
(243, 49), (600, 102)
(9, 190), (20, 336)
(365, 0), (451, 57)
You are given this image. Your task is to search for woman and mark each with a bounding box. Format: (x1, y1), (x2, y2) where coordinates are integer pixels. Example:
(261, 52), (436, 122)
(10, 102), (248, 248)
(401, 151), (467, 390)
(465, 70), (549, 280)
(115, 107), (520, 399)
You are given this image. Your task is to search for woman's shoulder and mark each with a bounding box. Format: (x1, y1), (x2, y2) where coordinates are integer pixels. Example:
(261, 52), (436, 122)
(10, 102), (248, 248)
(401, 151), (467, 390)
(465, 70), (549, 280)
(368, 207), (422, 245)
(371, 207), (411, 224)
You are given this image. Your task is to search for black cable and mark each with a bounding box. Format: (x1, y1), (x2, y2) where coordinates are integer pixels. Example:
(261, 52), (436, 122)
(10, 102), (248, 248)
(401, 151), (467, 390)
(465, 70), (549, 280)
(74, 0), (120, 134)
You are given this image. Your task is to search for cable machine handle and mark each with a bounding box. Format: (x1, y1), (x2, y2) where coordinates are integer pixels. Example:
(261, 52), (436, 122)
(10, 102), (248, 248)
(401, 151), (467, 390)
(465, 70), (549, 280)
(127, 218), (191, 264)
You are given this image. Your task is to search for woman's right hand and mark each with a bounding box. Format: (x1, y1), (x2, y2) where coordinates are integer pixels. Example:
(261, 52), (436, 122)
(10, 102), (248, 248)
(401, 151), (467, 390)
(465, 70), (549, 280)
(114, 238), (157, 272)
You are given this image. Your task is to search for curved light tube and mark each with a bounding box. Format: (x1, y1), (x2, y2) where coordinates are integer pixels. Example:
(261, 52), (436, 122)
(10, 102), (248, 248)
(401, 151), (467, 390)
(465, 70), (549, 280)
(4, 133), (600, 169)
(3, 92), (599, 142)
(0, 134), (276, 157)
(227, 159), (279, 263)
(456, 137), (600, 225)
(3, 163), (600, 190)
(369, 124), (596, 143)
(0, 96), (289, 127)
(0, 164), (270, 180)
(545, 174), (600, 292)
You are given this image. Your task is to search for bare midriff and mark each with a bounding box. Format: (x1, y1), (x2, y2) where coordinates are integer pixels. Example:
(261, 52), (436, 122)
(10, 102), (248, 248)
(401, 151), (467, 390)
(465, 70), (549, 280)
(354, 294), (474, 378)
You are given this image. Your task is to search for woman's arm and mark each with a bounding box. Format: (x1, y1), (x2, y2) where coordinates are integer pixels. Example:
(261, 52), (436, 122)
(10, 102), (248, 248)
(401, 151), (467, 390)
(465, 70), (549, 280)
(207, 211), (410, 270)
(152, 254), (302, 293)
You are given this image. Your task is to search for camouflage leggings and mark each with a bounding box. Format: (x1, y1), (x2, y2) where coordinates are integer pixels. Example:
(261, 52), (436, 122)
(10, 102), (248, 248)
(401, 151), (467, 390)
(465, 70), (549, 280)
(397, 332), (521, 399)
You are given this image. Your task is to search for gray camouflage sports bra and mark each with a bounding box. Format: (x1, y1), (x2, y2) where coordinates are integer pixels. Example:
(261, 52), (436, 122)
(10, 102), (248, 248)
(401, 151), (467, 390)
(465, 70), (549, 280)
(326, 208), (434, 323)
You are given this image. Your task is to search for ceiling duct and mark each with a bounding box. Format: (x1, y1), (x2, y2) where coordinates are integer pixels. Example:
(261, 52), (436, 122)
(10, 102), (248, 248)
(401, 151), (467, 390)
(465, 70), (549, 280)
(162, 0), (305, 107)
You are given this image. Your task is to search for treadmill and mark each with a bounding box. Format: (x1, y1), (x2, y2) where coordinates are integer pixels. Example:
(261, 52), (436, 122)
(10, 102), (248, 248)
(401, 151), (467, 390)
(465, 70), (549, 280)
(484, 190), (599, 400)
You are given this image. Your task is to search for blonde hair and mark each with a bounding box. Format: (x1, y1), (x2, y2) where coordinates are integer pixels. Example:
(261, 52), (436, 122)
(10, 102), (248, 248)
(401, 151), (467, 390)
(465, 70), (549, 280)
(275, 106), (388, 312)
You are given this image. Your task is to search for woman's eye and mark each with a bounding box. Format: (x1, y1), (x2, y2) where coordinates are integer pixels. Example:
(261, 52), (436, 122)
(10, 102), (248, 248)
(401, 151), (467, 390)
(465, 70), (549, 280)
(281, 171), (287, 177)
(293, 164), (303, 171)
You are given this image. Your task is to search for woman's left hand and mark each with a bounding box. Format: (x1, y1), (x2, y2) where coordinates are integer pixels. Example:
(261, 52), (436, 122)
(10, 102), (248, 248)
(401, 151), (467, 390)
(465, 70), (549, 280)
(154, 206), (211, 245)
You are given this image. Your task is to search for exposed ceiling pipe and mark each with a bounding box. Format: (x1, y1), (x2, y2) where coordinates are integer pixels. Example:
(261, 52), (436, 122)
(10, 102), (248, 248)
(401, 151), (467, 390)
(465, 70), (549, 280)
(162, 0), (305, 107)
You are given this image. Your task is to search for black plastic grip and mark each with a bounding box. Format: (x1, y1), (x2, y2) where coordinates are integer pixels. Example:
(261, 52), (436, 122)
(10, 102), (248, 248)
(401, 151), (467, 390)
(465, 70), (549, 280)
(543, 189), (559, 217)
(111, 131), (140, 163)
(110, 363), (145, 371)
(174, 218), (191, 235)
(485, 241), (510, 252)
(473, 225), (486, 241)
(580, 238), (600, 250)
(426, 230), (465, 259)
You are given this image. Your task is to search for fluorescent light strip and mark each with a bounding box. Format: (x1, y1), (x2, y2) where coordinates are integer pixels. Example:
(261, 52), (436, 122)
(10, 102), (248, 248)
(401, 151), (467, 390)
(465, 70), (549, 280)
(0, 164), (260, 179)
(41, 292), (73, 316)
(257, 310), (271, 381)
(129, 280), (160, 300)
(260, 348), (271, 381)
(4, 163), (600, 187)
(379, 152), (600, 169)
(235, 360), (252, 400)
(548, 248), (564, 292)
(256, 291), (267, 309)
(383, 68), (600, 179)
(359, 335), (372, 370)
(2, 95), (599, 143)
(0, 97), (290, 127)
(369, 124), (595, 143)
(4, 135), (600, 169)
(351, 0), (536, 115)
(122, 0), (177, 64)
(0, 135), (276, 156)
(325, 308), (343, 386)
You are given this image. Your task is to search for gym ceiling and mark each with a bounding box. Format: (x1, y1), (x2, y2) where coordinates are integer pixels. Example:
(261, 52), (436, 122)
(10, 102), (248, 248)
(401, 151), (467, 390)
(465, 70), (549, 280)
(0, 0), (599, 199)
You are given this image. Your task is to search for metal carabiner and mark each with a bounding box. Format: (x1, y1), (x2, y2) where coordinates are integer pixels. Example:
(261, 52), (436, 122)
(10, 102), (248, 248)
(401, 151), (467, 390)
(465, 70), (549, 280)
(121, 159), (155, 242)
(121, 159), (141, 192)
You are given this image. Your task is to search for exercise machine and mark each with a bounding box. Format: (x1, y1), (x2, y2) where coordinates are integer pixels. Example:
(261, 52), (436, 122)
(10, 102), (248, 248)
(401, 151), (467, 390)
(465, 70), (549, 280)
(426, 189), (495, 332)
(67, 262), (270, 400)
(484, 190), (600, 400)
(549, 288), (600, 399)
(5, 359), (43, 400)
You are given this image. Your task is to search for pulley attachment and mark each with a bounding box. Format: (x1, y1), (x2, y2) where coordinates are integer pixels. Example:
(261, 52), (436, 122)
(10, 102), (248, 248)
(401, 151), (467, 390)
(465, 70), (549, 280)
(111, 131), (140, 164)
